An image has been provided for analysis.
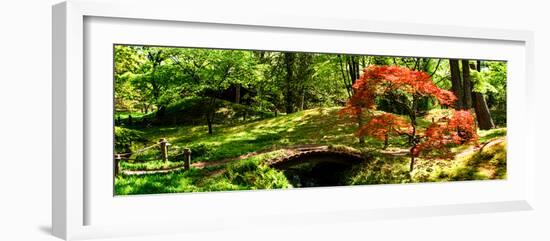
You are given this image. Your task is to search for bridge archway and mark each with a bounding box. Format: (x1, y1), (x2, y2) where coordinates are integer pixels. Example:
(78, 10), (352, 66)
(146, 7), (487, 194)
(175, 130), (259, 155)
(268, 148), (366, 187)
(269, 150), (365, 169)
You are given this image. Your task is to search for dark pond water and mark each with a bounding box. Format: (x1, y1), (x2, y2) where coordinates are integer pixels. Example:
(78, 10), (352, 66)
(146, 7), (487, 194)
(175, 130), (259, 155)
(282, 161), (354, 187)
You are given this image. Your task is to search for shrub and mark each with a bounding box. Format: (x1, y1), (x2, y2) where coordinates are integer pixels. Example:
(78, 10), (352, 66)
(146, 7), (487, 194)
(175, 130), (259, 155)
(225, 158), (290, 189)
(188, 143), (212, 159)
(114, 127), (145, 153)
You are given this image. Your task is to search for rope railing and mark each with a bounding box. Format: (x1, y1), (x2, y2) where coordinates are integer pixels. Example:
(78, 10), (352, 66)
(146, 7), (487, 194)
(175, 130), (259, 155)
(114, 138), (192, 176)
(115, 142), (161, 158)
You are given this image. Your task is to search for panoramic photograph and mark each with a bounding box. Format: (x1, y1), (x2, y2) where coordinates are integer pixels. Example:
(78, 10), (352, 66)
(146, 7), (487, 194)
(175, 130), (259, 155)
(113, 45), (507, 195)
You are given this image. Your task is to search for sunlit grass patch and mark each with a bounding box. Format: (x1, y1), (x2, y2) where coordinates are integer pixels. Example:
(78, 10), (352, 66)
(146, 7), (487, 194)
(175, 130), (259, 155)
(120, 160), (182, 171)
(115, 150), (289, 195)
(344, 152), (411, 185)
(426, 141), (506, 182)
(478, 128), (506, 143)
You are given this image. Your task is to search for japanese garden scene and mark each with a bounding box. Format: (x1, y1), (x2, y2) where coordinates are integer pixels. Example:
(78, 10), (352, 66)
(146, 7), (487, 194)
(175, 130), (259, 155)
(114, 45), (507, 195)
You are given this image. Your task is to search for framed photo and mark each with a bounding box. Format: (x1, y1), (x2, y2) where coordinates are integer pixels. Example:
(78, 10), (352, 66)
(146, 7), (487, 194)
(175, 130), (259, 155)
(52, 0), (535, 240)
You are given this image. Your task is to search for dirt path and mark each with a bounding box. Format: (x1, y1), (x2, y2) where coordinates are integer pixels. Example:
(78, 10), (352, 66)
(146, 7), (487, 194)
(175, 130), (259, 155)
(379, 148), (410, 156)
(377, 137), (506, 159)
(455, 137), (505, 159)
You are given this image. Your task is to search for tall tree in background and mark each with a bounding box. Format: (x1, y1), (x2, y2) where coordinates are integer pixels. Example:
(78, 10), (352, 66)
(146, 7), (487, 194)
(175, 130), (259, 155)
(114, 46), (144, 112)
(450, 59), (494, 129)
(449, 59), (464, 109)
(146, 48), (166, 118)
(122, 47), (177, 118)
(337, 55), (364, 98)
(169, 49), (258, 134)
(283, 52), (296, 114)
(295, 54), (314, 111)
(253, 51), (284, 116)
(346, 56), (361, 87)
(338, 55), (366, 144)
(280, 52), (316, 114)
(472, 61), (495, 130)
(461, 60), (473, 109)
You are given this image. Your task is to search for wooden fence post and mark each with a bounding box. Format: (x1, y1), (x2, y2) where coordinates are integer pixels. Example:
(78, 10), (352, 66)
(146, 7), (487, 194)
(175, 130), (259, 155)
(183, 148), (191, 170)
(159, 138), (169, 162)
(114, 154), (121, 177)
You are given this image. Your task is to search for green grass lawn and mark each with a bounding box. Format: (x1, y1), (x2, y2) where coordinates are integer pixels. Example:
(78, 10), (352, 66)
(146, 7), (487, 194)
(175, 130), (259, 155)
(115, 107), (507, 195)
(115, 150), (289, 194)
(116, 111), (148, 120)
(120, 160), (183, 171)
(129, 107), (406, 163)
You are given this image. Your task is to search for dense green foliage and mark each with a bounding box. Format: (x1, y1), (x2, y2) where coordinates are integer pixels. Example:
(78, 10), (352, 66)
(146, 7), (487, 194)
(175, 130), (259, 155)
(115, 46), (506, 124)
(114, 127), (145, 153)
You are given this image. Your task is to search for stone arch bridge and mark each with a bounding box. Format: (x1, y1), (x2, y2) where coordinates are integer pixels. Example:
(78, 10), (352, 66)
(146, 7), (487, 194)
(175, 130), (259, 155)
(266, 145), (365, 169)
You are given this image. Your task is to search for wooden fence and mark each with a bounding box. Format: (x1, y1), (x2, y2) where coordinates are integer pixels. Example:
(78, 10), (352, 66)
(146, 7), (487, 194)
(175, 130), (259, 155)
(114, 138), (191, 176)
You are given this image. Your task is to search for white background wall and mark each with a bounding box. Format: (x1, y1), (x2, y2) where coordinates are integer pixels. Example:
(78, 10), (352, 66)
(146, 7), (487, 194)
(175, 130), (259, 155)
(0, 0), (548, 240)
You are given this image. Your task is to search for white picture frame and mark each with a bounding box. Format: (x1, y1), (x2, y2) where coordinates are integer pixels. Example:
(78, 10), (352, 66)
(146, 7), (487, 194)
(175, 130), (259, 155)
(52, 0), (536, 240)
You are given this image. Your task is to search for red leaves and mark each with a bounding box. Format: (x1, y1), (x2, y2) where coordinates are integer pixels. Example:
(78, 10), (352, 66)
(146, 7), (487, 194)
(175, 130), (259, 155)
(416, 110), (478, 157)
(363, 65), (458, 106)
(340, 65), (458, 118)
(340, 65), (478, 163)
(357, 113), (410, 140)
(448, 110), (478, 144)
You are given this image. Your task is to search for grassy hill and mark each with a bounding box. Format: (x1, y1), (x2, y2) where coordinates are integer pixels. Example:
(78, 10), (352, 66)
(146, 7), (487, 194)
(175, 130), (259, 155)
(130, 107), (369, 163)
(115, 107), (507, 195)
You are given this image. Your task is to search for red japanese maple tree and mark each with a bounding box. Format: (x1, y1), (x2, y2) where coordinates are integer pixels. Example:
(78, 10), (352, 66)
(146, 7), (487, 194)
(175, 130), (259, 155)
(340, 65), (477, 171)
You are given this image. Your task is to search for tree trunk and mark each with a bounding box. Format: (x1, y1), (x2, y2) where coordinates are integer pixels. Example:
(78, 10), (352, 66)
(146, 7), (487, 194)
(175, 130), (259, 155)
(461, 60), (473, 109)
(472, 60), (495, 130)
(357, 114), (365, 145)
(472, 92), (495, 130)
(338, 56), (352, 98)
(206, 113), (213, 135)
(449, 59), (463, 109)
(409, 155), (415, 172)
(235, 85), (241, 104)
(347, 56), (360, 85)
(348, 56), (364, 144)
(284, 53), (295, 114)
(383, 133), (389, 150)
(300, 87), (305, 111)
(408, 104), (419, 172)
(156, 105), (166, 120)
(147, 50), (164, 121)
(206, 97), (216, 135)
(409, 132), (417, 172)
